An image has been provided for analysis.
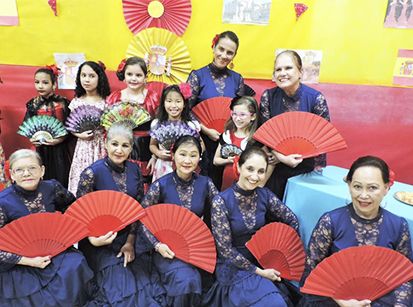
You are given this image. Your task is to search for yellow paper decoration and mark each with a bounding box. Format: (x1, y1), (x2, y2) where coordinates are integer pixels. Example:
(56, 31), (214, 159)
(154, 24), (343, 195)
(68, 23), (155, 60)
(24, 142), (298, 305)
(147, 0), (164, 18)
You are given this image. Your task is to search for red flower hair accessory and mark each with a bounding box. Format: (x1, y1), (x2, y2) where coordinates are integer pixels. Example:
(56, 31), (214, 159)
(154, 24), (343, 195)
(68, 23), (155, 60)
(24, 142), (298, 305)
(117, 58), (127, 73)
(211, 34), (220, 49)
(179, 83), (192, 99)
(389, 169), (395, 187)
(98, 61), (106, 71)
(45, 64), (60, 76)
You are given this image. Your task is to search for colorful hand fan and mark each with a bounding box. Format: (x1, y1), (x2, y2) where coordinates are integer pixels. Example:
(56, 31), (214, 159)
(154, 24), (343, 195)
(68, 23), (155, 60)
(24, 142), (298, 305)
(220, 144), (242, 159)
(150, 121), (199, 151)
(294, 3), (308, 21)
(191, 97), (232, 134)
(122, 0), (191, 36)
(65, 105), (103, 133)
(0, 212), (88, 257)
(126, 28), (191, 84)
(18, 115), (68, 144)
(246, 222), (305, 281)
(141, 204), (217, 273)
(65, 190), (146, 237)
(253, 111), (347, 158)
(101, 102), (151, 130)
(301, 245), (413, 301)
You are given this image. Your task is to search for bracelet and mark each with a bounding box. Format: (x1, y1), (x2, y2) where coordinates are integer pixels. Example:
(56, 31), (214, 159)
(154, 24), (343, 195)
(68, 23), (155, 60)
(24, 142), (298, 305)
(154, 242), (161, 252)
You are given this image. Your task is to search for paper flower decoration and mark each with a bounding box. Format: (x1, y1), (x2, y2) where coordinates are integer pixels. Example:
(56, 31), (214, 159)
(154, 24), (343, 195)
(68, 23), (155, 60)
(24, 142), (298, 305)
(294, 3), (308, 20)
(122, 0), (191, 36)
(48, 0), (57, 16)
(126, 28), (191, 84)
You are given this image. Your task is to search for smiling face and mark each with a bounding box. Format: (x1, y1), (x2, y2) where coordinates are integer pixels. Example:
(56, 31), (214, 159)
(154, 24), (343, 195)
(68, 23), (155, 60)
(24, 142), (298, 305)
(237, 153), (267, 191)
(124, 64), (146, 92)
(164, 90), (184, 120)
(213, 37), (237, 69)
(174, 142), (200, 180)
(231, 104), (256, 131)
(34, 72), (55, 97)
(80, 64), (99, 94)
(273, 53), (302, 95)
(105, 135), (133, 166)
(11, 157), (45, 191)
(348, 166), (389, 219)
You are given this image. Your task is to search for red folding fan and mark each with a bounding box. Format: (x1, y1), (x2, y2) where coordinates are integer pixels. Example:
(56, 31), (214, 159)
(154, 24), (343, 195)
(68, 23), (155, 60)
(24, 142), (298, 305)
(0, 212), (88, 257)
(65, 190), (146, 237)
(246, 222), (305, 281)
(301, 245), (413, 301)
(141, 203), (217, 273)
(147, 81), (167, 98)
(191, 97), (232, 134)
(122, 0), (192, 36)
(253, 111), (347, 158)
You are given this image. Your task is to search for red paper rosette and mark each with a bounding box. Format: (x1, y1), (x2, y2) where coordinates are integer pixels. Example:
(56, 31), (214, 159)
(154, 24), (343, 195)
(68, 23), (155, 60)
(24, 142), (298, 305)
(294, 3), (308, 20)
(122, 0), (192, 36)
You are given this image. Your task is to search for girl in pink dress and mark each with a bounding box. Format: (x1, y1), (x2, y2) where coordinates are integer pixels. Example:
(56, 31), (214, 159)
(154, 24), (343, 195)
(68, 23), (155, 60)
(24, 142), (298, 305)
(67, 61), (110, 195)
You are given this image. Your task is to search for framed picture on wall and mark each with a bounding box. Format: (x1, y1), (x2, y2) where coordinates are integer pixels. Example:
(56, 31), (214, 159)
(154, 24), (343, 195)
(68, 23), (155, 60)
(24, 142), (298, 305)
(384, 0), (413, 29)
(53, 53), (86, 90)
(222, 0), (272, 25)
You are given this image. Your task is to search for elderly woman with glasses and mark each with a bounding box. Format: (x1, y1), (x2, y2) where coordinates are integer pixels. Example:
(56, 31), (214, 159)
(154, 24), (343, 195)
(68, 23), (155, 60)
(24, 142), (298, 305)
(0, 149), (93, 306)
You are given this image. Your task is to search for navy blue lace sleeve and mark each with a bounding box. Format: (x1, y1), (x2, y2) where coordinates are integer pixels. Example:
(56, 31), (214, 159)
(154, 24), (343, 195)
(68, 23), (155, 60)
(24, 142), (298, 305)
(0, 207), (21, 271)
(76, 167), (95, 198)
(267, 191), (299, 232)
(52, 180), (75, 213)
(187, 71), (200, 108)
(259, 90), (271, 124)
(139, 181), (161, 247)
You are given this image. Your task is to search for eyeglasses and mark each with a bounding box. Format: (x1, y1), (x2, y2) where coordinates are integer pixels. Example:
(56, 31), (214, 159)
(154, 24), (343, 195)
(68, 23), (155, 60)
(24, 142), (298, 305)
(230, 111), (253, 119)
(12, 166), (41, 176)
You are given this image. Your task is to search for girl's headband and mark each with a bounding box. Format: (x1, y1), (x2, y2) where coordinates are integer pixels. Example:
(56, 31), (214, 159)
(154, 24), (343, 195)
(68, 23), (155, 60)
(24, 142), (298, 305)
(45, 64), (60, 76)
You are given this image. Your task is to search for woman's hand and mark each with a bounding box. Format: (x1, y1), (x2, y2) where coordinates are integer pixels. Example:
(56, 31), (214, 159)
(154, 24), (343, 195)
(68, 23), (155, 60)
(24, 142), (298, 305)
(43, 137), (65, 146)
(156, 147), (171, 161)
(30, 138), (43, 147)
(146, 156), (157, 175)
(205, 128), (220, 141)
(18, 256), (51, 269)
(88, 231), (117, 247)
(117, 242), (135, 267)
(274, 151), (303, 168)
(73, 130), (94, 141)
(334, 299), (371, 307)
(155, 243), (175, 259)
(255, 267), (281, 282)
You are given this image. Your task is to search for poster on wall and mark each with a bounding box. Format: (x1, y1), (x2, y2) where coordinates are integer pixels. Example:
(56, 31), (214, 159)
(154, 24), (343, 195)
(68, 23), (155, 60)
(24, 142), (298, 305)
(0, 0), (19, 26)
(222, 0), (272, 25)
(53, 53), (86, 89)
(393, 49), (413, 86)
(384, 0), (413, 28)
(275, 49), (323, 84)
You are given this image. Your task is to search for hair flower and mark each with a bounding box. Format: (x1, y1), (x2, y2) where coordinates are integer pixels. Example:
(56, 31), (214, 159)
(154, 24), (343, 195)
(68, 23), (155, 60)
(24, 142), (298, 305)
(179, 83), (192, 99)
(45, 64), (60, 76)
(211, 34), (220, 49)
(117, 58), (127, 73)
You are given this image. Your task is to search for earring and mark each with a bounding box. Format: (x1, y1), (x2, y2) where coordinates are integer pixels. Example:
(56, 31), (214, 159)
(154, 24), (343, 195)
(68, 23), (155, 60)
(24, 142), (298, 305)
(229, 61), (234, 70)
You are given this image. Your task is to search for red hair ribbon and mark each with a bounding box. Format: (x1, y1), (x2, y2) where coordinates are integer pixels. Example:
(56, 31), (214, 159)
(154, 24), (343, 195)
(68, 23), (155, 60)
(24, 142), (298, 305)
(232, 155), (240, 178)
(389, 169), (395, 187)
(179, 83), (192, 99)
(117, 58), (127, 73)
(98, 61), (106, 71)
(211, 34), (220, 49)
(45, 64), (60, 76)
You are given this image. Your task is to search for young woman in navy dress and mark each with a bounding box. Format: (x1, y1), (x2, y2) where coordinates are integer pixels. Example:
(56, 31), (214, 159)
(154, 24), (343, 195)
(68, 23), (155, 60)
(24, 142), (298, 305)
(77, 122), (166, 306)
(139, 135), (218, 306)
(0, 149), (93, 306)
(299, 156), (412, 307)
(204, 147), (300, 307)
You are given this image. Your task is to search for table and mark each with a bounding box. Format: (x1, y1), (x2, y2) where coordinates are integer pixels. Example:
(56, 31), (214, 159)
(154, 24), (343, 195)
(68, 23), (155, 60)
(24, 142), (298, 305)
(283, 166), (413, 247)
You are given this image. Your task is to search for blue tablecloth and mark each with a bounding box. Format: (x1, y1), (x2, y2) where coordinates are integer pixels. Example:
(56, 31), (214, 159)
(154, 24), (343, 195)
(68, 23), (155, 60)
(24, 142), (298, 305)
(284, 166), (413, 247)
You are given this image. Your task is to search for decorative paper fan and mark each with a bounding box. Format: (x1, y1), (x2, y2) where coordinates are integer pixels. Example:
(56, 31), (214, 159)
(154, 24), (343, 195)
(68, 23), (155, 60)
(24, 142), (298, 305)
(101, 102), (151, 130)
(141, 204), (216, 273)
(301, 246), (413, 301)
(147, 81), (167, 98)
(191, 97), (232, 134)
(65, 190), (146, 237)
(294, 3), (308, 20)
(246, 222), (305, 281)
(122, 0), (191, 36)
(150, 121), (199, 151)
(253, 112), (347, 158)
(48, 0), (57, 16)
(0, 212), (88, 257)
(65, 105), (103, 133)
(18, 115), (68, 144)
(220, 144), (242, 159)
(126, 28), (191, 84)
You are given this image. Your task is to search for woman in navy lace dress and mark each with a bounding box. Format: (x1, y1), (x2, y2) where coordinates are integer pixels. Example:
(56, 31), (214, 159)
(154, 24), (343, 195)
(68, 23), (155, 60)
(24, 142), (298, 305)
(299, 156), (412, 307)
(139, 135), (218, 306)
(0, 149), (93, 306)
(203, 147), (300, 306)
(76, 122), (166, 306)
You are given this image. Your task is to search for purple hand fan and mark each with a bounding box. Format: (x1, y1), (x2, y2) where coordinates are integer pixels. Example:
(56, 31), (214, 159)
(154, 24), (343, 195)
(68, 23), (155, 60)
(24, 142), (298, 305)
(65, 105), (103, 133)
(150, 121), (199, 151)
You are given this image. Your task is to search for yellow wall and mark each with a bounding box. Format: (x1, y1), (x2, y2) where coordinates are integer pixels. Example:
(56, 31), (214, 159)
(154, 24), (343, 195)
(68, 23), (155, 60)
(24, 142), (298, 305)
(1, 0), (412, 86)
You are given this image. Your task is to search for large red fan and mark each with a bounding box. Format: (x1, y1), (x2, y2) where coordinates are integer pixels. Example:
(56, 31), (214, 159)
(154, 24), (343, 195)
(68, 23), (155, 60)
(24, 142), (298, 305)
(253, 112), (347, 158)
(246, 222), (305, 281)
(122, 0), (191, 36)
(192, 97), (232, 134)
(141, 204), (216, 273)
(301, 246), (413, 301)
(65, 191), (146, 237)
(0, 212), (88, 257)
